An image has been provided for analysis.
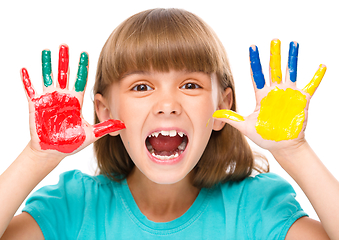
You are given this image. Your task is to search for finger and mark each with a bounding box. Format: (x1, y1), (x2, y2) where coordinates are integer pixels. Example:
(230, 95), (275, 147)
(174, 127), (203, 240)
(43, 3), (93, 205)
(286, 41), (299, 84)
(213, 109), (244, 122)
(269, 39), (282, 85)
(213, 109), (246, 134)
(42, 49), (53, 88)
(58, 44), (69, 89)
(249, 45), (266, 90)
(74, 52), (89, 92)
(93, 119), (126, 138)
(21, 68), (36, 99)
(302, 64), (327, 96)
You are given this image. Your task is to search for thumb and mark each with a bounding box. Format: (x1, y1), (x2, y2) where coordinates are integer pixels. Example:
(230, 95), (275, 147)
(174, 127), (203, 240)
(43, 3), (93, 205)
(213, 109), (246, 132)
(92, 119), (126, 139)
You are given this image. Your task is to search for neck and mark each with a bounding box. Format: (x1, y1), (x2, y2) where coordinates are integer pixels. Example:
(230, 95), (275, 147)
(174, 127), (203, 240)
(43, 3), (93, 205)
(127, 167), (200, 222)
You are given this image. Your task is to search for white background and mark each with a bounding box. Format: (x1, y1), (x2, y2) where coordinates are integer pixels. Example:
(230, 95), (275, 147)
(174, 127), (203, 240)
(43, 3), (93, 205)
(0, 0), (338, 221)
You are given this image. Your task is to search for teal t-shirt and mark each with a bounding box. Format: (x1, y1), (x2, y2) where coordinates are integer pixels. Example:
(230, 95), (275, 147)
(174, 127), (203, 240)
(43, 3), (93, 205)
(23, 170), (307, 239)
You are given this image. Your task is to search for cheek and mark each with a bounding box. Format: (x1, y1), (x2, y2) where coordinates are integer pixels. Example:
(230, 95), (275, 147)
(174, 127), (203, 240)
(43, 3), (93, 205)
(117, 98), (149, 125)
(115, 98), (150, 149)
(185, 97), (215, 135)
(191, 96), (216, 119)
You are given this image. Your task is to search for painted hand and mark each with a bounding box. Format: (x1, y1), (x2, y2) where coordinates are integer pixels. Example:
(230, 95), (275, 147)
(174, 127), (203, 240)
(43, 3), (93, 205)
(21, 44), (125, 154)
(213, 39), (326, 151)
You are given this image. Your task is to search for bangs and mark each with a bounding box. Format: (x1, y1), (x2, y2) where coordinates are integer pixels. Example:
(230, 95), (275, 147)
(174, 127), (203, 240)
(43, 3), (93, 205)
(101, 8), (226, 83)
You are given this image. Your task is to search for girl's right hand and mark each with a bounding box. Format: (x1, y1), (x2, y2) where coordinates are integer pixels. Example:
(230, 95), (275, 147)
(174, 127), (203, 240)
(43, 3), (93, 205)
(21, 44), (125, 161)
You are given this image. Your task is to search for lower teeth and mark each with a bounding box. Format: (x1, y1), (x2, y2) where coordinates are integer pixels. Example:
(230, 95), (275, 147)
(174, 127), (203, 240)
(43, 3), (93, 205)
(151, 152), (179, 160)
(178, 140), (186, 151)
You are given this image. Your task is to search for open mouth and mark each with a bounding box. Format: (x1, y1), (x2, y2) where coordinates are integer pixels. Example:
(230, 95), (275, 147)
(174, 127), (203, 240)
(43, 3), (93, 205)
(145, 130), (188, 160)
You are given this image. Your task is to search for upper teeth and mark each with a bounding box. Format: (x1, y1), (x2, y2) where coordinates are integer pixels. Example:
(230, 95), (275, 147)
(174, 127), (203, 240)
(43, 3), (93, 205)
(149, 130), (185, 138)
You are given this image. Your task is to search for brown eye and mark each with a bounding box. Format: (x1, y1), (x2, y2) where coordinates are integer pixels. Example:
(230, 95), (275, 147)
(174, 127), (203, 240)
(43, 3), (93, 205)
(132, 84), (153, 91)
(181, 83), (201, 90)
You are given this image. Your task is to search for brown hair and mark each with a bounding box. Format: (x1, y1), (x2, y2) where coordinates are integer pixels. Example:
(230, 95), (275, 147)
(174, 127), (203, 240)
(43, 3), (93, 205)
(93, 8), (269, 188)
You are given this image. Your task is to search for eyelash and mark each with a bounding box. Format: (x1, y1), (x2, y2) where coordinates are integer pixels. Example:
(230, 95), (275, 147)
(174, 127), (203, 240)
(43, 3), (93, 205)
(180, 83), (202, 90)
(131, 84), (153, 91)
(131, 82), (202, 91)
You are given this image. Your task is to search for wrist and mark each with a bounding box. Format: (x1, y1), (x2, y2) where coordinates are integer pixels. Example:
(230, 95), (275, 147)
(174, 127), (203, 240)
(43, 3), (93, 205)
(270, 140), (323, 180)
(270, 139), (309, 162)
(24, 142), (65, 171)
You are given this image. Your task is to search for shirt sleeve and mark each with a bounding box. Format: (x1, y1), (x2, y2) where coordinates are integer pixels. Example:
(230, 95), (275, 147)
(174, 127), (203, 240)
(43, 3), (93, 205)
(22, 170), (87, 240)
(243, 173), (308, 240)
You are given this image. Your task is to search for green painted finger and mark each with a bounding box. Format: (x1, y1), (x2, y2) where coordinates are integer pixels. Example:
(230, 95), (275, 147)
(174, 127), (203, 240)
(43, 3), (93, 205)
(42, 50), (53, 87)
(74, 52), (88, 92)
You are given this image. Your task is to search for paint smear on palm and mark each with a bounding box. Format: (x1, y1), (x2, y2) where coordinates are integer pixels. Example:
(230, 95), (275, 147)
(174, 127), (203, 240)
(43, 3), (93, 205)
(256, 87), (307, 141)
(270, 39), (282, 84)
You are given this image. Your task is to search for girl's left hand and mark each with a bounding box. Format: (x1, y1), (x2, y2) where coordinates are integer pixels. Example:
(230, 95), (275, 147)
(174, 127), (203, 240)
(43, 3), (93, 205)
(213, 39), (326, 154)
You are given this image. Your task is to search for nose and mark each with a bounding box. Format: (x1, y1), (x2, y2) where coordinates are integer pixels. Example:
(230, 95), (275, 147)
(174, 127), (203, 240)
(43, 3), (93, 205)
(152, 94), (182, 117)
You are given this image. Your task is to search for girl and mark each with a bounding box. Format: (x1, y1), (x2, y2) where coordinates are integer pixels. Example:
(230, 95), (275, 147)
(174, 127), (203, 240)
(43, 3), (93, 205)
(0, 8), (337, 239)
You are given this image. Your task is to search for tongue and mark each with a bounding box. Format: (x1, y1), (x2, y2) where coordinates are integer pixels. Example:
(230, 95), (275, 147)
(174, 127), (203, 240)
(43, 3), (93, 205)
(148, 135), (183, 152)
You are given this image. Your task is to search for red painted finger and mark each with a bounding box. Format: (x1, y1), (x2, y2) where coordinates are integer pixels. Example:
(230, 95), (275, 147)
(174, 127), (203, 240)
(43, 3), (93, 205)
(93, 119), (126, 138)
(58, 44), (69, 89)
(21, 68), (35, 99)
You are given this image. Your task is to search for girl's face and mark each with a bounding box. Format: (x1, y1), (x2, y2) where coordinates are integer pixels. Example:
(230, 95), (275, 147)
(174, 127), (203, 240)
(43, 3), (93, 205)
(96, 70), (231, 184)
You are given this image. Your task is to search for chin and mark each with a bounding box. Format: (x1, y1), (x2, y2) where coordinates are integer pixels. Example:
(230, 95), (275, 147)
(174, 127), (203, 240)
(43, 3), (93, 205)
(145, 171), (190, 185)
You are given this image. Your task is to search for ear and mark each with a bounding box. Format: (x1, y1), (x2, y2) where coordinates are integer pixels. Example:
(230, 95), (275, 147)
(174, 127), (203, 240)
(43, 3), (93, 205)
(213, 87), (233, 131)
(94, 93), (120, 136)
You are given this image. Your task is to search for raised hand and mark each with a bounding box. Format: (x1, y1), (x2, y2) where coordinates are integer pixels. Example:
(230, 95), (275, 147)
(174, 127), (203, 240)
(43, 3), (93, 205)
(21, 44), (125, 155)
(213, 39), (326, 152)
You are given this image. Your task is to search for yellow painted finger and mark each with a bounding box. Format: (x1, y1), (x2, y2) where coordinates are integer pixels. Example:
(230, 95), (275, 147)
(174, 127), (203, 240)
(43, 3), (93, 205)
(270, 39), (282, 84)
(302, 64), (327, 96)
(213, 109), (245, 122)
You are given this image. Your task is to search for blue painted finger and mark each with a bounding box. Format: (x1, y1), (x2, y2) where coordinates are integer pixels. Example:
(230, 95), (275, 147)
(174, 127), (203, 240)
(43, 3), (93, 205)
(288, 41), (299, 83)
(249, 46), (265, 89)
